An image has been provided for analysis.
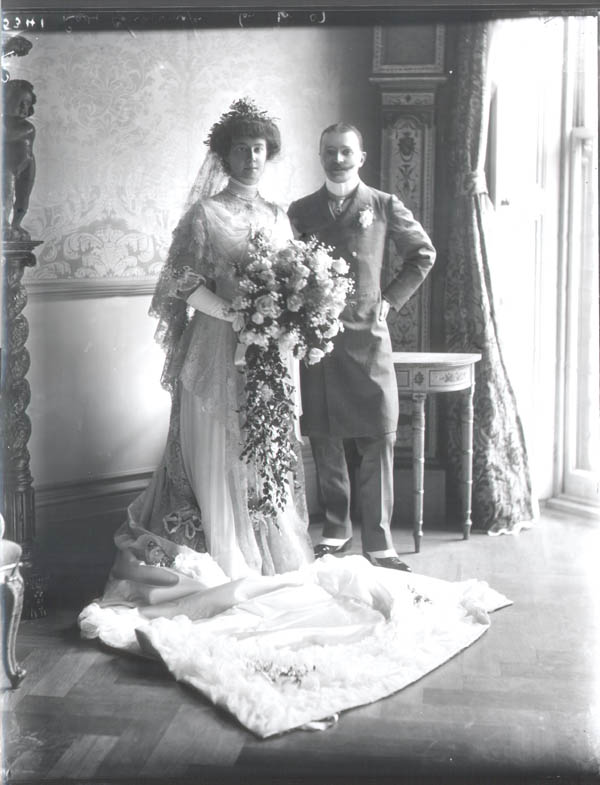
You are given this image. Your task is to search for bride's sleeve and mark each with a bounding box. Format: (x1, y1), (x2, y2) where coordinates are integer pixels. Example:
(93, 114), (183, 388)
(152, 202), (214, 306)
(170, 202), (216, 293)
(149, 201), (215, 389)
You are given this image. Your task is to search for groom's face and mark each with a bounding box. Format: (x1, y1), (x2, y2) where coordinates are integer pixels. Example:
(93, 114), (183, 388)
(319, 130), (366, 184)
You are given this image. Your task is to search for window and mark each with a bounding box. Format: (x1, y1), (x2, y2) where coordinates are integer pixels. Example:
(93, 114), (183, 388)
(487, 16), (599, 512)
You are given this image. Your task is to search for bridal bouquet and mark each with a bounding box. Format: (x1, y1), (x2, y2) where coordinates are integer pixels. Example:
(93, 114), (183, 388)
(231, 230), (353, 518)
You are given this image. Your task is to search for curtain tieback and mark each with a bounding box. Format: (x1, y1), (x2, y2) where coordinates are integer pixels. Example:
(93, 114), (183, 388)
(462, 170), (488, 196)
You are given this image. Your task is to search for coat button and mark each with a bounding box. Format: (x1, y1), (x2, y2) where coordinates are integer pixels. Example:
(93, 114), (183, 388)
(351, 251), (357, 257)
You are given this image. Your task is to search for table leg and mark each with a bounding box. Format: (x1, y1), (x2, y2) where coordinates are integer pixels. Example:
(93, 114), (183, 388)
(460, 385), (475, 539)
(411, 393), (426, 553)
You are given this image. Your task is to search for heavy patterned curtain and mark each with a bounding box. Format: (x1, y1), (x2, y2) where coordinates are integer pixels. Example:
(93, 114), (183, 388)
(443, 22), (536, 534)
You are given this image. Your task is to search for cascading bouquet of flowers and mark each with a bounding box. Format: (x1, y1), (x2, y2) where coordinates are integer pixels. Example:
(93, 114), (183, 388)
(230, 230), (354, 519)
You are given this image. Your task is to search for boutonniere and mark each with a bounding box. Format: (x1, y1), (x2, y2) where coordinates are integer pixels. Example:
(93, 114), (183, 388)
(357, 206), (374, 229)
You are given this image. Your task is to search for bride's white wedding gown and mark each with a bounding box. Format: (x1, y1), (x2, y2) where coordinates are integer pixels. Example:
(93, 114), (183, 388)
(113, 182), (312, 580)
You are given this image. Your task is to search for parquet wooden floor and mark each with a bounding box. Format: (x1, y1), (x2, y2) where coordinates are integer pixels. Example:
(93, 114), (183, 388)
(2, 508), (599, 785)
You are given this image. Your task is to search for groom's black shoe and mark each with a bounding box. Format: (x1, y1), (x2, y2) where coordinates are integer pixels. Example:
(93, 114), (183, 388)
(364, 553), (412, 572)
(314, 538), (352, 559)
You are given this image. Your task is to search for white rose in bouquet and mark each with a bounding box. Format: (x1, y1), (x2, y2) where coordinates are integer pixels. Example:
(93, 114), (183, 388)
(255, 294), (281, 319)
(308, 348), (325, 364)
(315, 248), (334, 269)
(287, 294), (303, 312)
(332, 258), (349, 274)
(323, 323), (340, 339)
(289, 274), (308, 292)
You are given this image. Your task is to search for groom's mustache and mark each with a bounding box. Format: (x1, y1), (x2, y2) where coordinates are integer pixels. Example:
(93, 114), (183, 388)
(328, 164), (353, 171)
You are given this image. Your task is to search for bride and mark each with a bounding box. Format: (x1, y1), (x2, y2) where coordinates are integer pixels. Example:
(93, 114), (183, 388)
(111, 98), (313, 583)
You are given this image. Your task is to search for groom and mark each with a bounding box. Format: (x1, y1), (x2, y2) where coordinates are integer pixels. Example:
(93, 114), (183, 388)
(288, 122), (436, 571)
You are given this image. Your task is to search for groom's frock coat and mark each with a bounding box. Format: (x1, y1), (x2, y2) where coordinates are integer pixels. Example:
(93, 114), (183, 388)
(288, 182), (435, 437)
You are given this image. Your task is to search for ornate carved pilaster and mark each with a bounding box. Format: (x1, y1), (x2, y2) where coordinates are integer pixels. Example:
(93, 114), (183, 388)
(370, 24), (448, 460)
(381, 91), (436, 355)
(1, 240), (46, 618)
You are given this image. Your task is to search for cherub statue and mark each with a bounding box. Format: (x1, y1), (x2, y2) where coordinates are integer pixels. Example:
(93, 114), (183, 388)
(2, 79), (36, 240)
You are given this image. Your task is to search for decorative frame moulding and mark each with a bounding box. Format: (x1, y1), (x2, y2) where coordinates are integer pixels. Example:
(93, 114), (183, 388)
(372, 23), (446, 75)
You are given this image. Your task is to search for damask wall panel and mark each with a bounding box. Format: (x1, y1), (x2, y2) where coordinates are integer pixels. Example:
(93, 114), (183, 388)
(10, 27), (378, 283)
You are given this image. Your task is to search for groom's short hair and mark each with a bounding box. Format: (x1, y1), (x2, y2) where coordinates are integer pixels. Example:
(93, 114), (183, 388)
(320, 123), (364, 151)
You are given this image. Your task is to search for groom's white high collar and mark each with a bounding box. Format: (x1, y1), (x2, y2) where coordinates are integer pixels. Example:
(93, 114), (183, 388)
(325, 174), (361, 197)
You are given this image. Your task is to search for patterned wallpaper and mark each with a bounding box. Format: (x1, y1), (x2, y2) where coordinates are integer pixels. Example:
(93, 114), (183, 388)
(8, 26), (379, 281)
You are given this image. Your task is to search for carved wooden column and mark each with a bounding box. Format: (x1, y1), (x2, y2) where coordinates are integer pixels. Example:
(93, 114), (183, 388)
(1, 240), (46, 618)
(370, 24), (448, 467)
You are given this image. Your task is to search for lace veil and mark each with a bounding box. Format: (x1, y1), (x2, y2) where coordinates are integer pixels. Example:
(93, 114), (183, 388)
(150, 151), (228, 393)
(183, 149), (229, 211)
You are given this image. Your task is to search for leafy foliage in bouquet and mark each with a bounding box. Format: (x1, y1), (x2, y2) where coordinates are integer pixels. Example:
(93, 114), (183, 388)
(240, 342), (298, 518)
(231, 230), (354, 519)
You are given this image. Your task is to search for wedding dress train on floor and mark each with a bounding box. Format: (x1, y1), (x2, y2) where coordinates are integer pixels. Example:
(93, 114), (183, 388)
(79, 550), (511, 738)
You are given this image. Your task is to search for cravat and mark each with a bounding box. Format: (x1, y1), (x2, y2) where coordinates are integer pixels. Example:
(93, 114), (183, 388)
(329, 196), (347, 217)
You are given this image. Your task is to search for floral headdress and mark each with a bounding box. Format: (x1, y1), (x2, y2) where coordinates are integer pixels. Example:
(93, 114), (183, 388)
(205, 97), (279, 149)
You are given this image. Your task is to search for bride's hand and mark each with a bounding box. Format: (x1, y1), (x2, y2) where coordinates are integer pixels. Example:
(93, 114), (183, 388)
(234, 343), (247, 367)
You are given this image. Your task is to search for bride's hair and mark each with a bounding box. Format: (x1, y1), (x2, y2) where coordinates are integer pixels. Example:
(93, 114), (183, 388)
(206, 97), (281, 172)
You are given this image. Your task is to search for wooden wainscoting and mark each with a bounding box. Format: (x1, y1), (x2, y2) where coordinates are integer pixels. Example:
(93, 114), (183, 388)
(34, 470), (154, 609)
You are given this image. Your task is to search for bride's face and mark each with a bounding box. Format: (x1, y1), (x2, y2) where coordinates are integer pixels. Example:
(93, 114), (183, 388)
(227, 136), (268, 185)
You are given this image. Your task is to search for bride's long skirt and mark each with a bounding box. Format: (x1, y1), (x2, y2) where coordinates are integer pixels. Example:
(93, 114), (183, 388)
(175, 336), (311, 579)
(179, 387), (257, 579)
